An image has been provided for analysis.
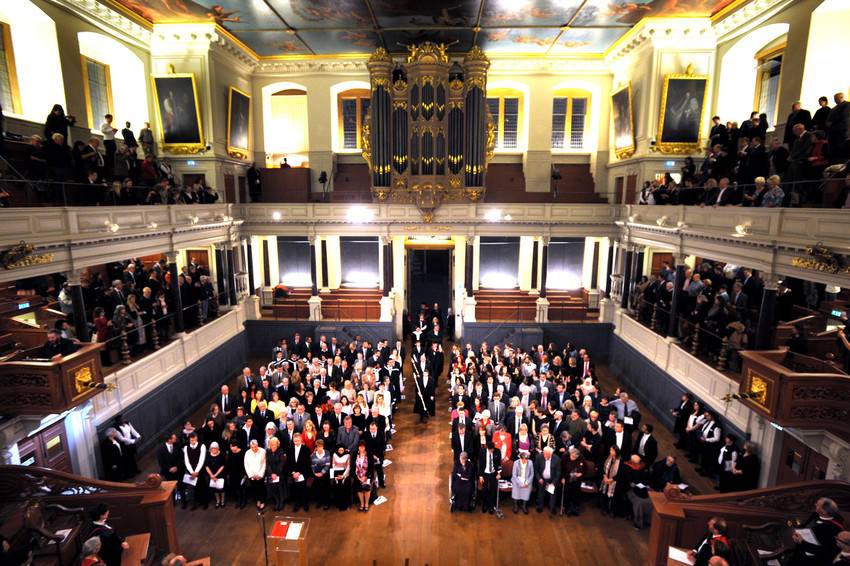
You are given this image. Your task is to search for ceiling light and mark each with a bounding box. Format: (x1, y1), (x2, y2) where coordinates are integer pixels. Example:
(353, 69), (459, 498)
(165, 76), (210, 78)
(272, 211), (282, 221)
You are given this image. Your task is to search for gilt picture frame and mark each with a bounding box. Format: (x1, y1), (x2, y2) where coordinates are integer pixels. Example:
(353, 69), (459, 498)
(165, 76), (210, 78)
(611, 82), (635, 159)
(150, 73), (205, 154)
(656, 73), (709, 154)
(227, 86), (251, 160)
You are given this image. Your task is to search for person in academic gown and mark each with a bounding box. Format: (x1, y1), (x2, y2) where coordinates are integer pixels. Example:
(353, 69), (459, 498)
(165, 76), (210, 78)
(413, 369), (436, 422)
(451, 451), (474, 512)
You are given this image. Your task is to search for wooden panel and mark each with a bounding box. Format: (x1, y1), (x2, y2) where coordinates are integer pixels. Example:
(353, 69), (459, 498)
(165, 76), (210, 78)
(651, 252), (674, 275)
(775, 432), (829, 485)
(614, 176), (624, 205)
(223, 174), (236, 204)
(625, 174), (638, 205)
(259, 168), (311, 202)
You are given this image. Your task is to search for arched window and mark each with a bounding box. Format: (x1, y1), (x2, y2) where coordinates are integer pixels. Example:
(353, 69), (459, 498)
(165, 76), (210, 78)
(78, 32), (148, 135)
(0, 0), (64, 122)
(551, 88), (591, 150)
(261, 81), (309, 166)
(753, 39), (785, 128)
(337, 88), (370, 150)
(486, 87), (523, 150)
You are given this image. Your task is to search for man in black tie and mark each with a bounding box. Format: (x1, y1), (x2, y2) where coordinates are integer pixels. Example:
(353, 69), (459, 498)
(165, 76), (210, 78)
(239, 367), (254, 392)
(478, 442), (501, 514)
(219, 384), (234, 419)
(633, 423), (658, 466)
(254, 401), (271, 431)
(156, 433), (183, 503)
(287, 432), (312, 512)
(414, 369), (435, 423)
(364, 421), (386, 488)
(452, 423), (473, 465)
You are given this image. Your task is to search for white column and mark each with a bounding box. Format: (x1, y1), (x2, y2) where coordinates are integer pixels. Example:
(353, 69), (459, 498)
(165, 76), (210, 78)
(65, 402), (98, 478)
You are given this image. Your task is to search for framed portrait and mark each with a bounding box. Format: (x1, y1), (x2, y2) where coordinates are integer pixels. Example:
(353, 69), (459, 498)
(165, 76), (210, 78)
(611, 83), (634, 159)
(227, 86), (251, 159)
(657, 73), (709, 153)
(150, 74), (205, 153)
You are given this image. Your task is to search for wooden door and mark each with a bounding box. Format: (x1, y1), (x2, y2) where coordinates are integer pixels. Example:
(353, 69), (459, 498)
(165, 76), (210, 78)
(185, 250), (211, 273)
(224, 174), (236, 203)
(625, 174), (638, 205)
(17, 421), (72, 473)
(651, 252), (674, 275)
(238, 176), (247, 203)
(775, 431), (829, 485)
(614, 176), (624, 204)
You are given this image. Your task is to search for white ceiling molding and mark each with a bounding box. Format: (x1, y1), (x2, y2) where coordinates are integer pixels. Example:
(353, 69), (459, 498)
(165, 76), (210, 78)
(48, 0), (152, 49)
(606, 17), (716, 63)
(712, 0), (798, 44)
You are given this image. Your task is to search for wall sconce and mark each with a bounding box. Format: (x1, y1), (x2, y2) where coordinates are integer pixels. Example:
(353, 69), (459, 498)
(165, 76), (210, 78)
(103, 220), (119, 233)
(627, 214), (638, 223)
(734, 223), (751, 237)
(656, 215), (668, 226)
(272, 211), (282, 221)
(676, 221), (687, 228)
(187, 215), (200, 225)
(148, 222), (158, 229)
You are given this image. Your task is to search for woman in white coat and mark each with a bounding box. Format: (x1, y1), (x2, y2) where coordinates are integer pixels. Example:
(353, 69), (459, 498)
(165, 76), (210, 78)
(511, 450), (535, 514)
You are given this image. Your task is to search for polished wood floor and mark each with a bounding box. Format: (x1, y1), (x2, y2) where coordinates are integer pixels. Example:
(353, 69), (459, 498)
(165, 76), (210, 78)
(135, 350), (714, 566)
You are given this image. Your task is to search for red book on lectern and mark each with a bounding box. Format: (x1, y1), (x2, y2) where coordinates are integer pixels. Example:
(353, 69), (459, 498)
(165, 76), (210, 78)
(270, 521), (289, 538)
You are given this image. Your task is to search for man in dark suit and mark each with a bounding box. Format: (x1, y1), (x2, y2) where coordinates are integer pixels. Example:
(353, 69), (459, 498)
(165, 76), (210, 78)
(291, 333), (306, 359)
(88, 503), (129, 566)
(253, 401), (272, 432)
(703, 177), (738, 206)
(534, 447), (562, 516)
(238, 367), (255, 393)
(783, 101), (813, 146)
(363, 421), (386, 488)
(604, 421), (632, 460)
(827, 92), (850, 163)
(813, 96), (831, 132)
(745, 136), (769, 183)
(156, 433), (184, 502)
(505, 405), (529, 440)
(286, 432), (312, 511)
(477, 442), (501, 514)
(688, 516), (732, 566)
(633, 423), (658, 466)
(579, 352), (595, 379)
(218, 384), (235, 419)
(709, 116), (727, 147)
(451, 422), (475, 465)
(240, 417), (260, 449)
(488, 393), (507, 426)
(731, 281), (749, 321)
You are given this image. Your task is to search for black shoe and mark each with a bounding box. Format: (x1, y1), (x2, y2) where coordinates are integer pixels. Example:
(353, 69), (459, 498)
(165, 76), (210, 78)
(488, 509), (494, 514)
(536, 506), (543, 513)
(190, 505), (198, 511)
(523, 505), (529, 515)
(181, 501), (187, 510)
(304, 504), (310, 512)
(513, 503), (518, 514)
(293, 505), (300, 512)
(482, 507), (487, 514)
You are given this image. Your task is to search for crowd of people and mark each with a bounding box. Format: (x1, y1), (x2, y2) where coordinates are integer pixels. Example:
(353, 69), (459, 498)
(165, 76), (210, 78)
(634, 261), (769, 371)
(151, 332), (403, 514)
(640, 94), (850, 208)
(40, 256), (219, 373)
(444, 335), (760, 532)
(6, 104), (221, 206)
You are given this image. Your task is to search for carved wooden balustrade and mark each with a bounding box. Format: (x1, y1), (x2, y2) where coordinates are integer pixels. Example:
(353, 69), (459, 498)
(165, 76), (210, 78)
(0, 343), (105, 415)
(647, 480), (850, 565)
(738, 349), (850, 442)
(0, 465), (178, 557)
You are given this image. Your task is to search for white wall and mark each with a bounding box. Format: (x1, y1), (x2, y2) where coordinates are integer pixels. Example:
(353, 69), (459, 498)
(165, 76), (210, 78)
(800, 0), (850, 106)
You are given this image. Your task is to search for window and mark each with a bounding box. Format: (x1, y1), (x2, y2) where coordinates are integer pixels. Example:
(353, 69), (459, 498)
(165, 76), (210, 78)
(337, 89), (370, 150)
(754, 42), (784, 128)
(486, 88), (522, 150)
(81, 56), (113, 130)
(551, 91), (589, 150)
(0, 21), (20, 114)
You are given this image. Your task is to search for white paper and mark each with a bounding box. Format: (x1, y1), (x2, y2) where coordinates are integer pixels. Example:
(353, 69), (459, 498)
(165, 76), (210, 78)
(269, 477), (280, 484)
(330, 468), (345, 479)
(667, 546), (692, 564)
(385, 444), (393, 452)
(545, 483), (556, 495)
(209, 478), (224, 490)
(795, 528), (820, 545)
(373, 495), (388, 505)
(294, 474), (305, 483)
(182, 473), (198, 486)
(286, 522), (303, 540)
(580, 482), (595, 490)
(757, 549), (773, 556)
(634, 483), (647, 489)
(624, 416), (634, 425)
(383, 459), (392, 467)
(678, 483), (689, 491)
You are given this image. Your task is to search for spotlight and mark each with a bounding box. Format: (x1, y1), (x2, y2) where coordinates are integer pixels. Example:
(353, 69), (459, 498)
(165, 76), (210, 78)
(484, 209), (503, 222)
(272, 211), (282, 221)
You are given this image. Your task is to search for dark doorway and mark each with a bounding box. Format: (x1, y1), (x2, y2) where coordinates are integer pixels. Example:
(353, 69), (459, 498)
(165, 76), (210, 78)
(408, 248), (451, 320)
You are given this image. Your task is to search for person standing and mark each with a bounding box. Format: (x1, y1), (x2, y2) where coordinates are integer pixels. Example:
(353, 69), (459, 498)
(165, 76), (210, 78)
(156, 434), (183, 504)
(477, 441), (501, 514)
(101, 114), (118, 179)
(243, 439), (266, 510)
(138, 122), (155, 157)
(827, 92), (850, 163)
(287, 432), (312, 512)
(87, 504), (129, 566)
(510, 450), (534, 514)
(182, 432), (207, 510)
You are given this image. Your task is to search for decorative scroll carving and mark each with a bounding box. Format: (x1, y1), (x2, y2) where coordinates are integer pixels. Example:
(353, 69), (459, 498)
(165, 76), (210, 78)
(0, 241), (54, 270)
(0, 466), (165, 503)
(792, 242), (850, 274)
(789, 406), (850, 421)
(792, 385), (850, 402)
(0, 373), (50, 388)
(734, 486), (850, 512)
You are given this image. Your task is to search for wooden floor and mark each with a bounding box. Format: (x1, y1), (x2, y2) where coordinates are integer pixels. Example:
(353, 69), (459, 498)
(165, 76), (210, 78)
(135, 349), (714, 566)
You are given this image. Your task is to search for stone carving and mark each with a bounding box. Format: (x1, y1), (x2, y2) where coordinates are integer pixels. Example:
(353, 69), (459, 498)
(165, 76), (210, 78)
(0, 373), (50, 388)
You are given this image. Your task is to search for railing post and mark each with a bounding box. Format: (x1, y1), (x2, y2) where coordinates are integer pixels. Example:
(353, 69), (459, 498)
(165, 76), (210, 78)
(651, 303), (659, 331)
(690, 323), (700, 355)
(120, 330), (131, 365)
(716, 337), (729, 371)
(151, 323), (160, 350)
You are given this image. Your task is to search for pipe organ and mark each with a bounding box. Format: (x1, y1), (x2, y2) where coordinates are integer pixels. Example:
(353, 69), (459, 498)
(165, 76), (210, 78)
(363, 44), (493, 222)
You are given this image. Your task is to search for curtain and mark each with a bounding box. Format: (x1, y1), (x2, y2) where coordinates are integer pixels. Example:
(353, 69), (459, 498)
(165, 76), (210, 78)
(547, 238), (585, 290)
(479, 237), (519, 288)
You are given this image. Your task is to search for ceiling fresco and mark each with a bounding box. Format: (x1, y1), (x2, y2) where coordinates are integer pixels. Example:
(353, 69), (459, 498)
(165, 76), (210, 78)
(104, 0), (735, 56)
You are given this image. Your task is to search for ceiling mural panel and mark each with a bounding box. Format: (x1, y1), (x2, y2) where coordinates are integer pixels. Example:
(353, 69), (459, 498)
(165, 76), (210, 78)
(103, 0), (734, 57)
(549, 27), (631, 54)
(479, 0), (583, 28)
(229, 31), (310, 56)
(369, 0), (480, 28)
(479, 28), (561, 54)
(297, 30), (381, 54)
(265, 0), (373, 30)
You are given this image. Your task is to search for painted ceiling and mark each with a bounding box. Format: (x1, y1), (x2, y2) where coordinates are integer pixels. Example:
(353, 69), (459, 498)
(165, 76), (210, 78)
(105, 0), (735, 57)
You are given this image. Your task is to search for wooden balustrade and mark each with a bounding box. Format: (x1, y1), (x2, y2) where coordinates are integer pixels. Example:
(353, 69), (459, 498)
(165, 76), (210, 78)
(647, 480), (850, 566)
(739, 349), (850, 442)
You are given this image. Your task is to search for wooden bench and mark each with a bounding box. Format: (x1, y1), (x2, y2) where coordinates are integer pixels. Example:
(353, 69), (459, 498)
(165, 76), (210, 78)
(121, 532), (150, 566)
